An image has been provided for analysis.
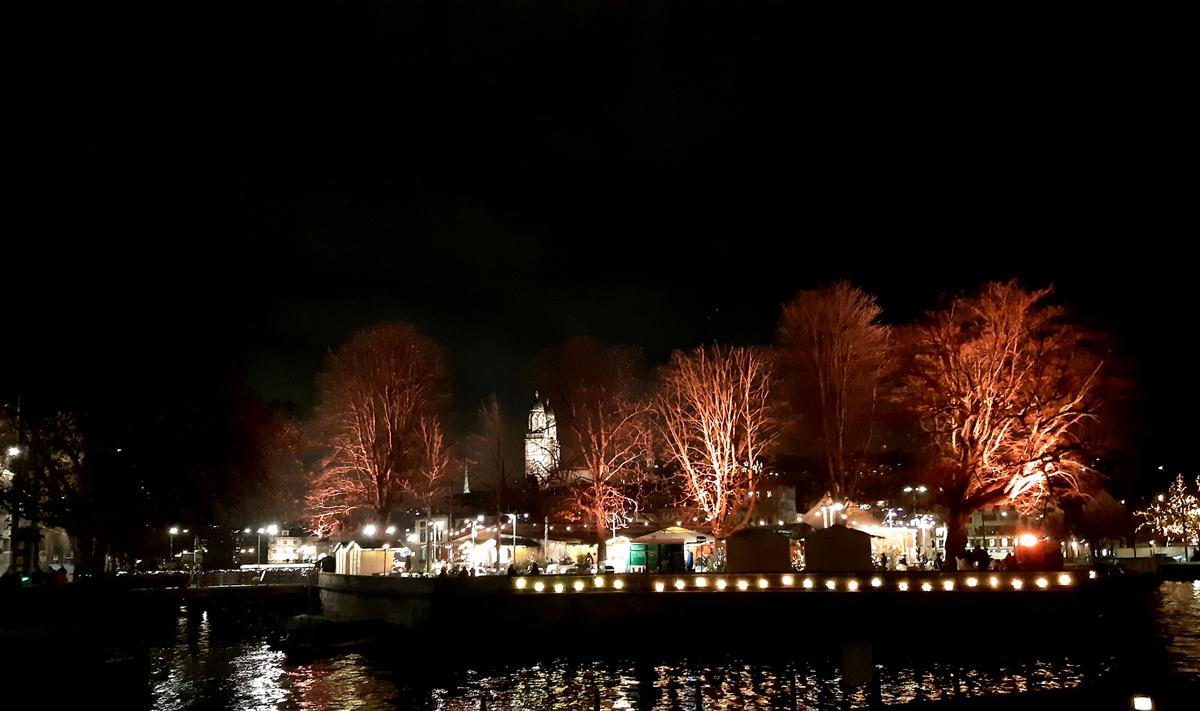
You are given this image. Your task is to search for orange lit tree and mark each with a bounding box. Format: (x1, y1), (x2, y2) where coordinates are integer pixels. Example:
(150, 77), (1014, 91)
(655, 345), (779, 541)
(898, 282), (1107, 567)
(405, 417), (455, 570)
(535, 338), (653, 564)
(305, 323), (449, 535)
(777, 282), (890, 501)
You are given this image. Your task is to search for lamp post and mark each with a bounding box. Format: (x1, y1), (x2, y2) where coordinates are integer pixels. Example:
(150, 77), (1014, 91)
(168, 527), (179, 560)
(503, 513), (518, 570)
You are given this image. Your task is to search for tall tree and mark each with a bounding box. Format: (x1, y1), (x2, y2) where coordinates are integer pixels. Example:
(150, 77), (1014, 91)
(777, 282), (890, 501)
(306, 323), (449, 534)
(405, 417), (455, 571)
(656, 345), (779, 540)
(535, 338), (653, 563)
(898, 282), (1107, 567)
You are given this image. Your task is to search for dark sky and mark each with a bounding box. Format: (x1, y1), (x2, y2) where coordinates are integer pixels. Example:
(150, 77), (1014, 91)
(8, 6), (1193, 485)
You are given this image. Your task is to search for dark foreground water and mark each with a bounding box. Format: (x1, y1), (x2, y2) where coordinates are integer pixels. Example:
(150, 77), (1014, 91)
(56, 581), (1200, 709)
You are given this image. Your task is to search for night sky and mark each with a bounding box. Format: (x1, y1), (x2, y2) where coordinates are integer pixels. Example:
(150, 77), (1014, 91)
(8, 6), (1192, 489)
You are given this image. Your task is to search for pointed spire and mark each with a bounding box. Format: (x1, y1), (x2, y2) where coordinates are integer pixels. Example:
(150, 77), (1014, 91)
(463, 463), (471, 495)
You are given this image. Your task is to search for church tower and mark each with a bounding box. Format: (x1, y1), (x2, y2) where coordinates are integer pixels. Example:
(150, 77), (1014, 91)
(524, 392), (560, 483)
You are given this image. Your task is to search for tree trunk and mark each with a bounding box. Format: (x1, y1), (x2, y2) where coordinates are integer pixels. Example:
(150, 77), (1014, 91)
(944, 507), (971, 571)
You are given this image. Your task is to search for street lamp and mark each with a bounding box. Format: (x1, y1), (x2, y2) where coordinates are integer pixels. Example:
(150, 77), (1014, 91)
(169, 527), (179, 560)
(503, 513), (518, 570)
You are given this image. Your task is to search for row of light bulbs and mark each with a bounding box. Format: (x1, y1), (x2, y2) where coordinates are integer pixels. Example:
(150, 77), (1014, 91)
(513, 572), (1078, 594)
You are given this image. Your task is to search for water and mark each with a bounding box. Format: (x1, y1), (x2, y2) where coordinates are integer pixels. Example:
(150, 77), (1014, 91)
(102, 581), (1200, 709)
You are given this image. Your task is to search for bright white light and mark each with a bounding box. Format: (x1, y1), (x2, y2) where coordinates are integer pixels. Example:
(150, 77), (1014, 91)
(802, 578), (814, 589)
(1012, 579), (1023, 590)
(1036, 577), (1049, 589)
(1133, 695), (1153, 711)
(1057, 574), (1072, 586)
(757, 578), (769, 589)
(533, 581), (545, 592)
(1019, 534), (1038, 547)
(267, 524), (279, 536)
(655, 581), (666, 592)
(573, 580), (584, 592)
(737, 579), (749, 591)
(781, 575), (794, 586)
(921, 582), (933, 592)
(716, 579), (728, 590)
(870, 577), (882, 588)
(966, 577), (978, 588)
(593, 577), (605, 587)
(553, 583), (564, 593)
(990, 576), (1000, 588)
(695, 577), (708, 587)
(825, 579), (836, 590)
(613, 579), (624, 590)
(363, 525), (377, 536)
(847, 580), (859, 591)
(898, 581), (909, 591)
(169, 527), (179, 535)
(942, 580), (954, 591)
(242, 528), (250, 534)
(385, 526), (396, 535)
(674, 579), (686, 590)
(1088, 570), (1097, 580)
(6, 446), (20, 457)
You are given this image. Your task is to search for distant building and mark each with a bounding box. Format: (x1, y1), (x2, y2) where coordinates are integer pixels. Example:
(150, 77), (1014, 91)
(524, 393), (560, 483)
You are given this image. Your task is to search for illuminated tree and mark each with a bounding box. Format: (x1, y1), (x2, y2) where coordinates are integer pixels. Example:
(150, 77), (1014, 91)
(1135, 474), (1200, 550)
(656, 345), (779, 539)
(305, 323), (448, 534)
(777, 282), (890, 501)
(898, 282), (1106, 567)
(535, 338), (653, 563)
(405, 417), (455, 570)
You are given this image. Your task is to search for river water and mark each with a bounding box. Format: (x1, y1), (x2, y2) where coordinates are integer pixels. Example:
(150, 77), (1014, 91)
(117, 581), (1199, 709)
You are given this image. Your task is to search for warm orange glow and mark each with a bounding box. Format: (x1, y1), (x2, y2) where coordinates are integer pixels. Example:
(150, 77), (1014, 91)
(737, 579), (749, 591)
(802, 578), (814, 589)
(847, 580), (859, 591)
(515, 578), (527, 589)
(593, 577), (605, 587)
(554, 583), (564, 593)
(534, 581), (545, 592)
(1019, 533), (1040, 547)
(613, 579), (624, 589)
(674, 579), (686, 590)
(1035, 577), (1048, 588)
(573, 580), (584, 591)
(654, 581), (665, 592)
(1057, 573), (1072, 586)
(695, 577), (708, 587)
(898, 581), (909, 591)
(942, 580), (954, 591)
(966, 577), (978, 588)
(781, 575), (794, 586)
(716, 579), (728, 590)
(989, 576), (1000, 588)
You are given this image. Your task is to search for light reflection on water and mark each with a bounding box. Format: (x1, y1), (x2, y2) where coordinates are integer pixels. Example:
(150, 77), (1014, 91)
(139, 582), (1199, 710)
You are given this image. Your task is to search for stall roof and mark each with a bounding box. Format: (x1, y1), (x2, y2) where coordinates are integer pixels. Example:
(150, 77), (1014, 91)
(630, 526), (708, 545)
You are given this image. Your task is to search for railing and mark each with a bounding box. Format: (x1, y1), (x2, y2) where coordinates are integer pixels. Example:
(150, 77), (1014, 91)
(507, 570), (1093, 595)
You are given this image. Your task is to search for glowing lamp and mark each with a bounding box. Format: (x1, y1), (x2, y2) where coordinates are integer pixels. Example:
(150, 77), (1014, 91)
(757, 578), (769, 589)
(515, 578), (527, 589)
(847, 580), (859, 591)
(1057, 574), (1072, 586)
(966, 577), (978, 588)
(802, 578), (814, 589)
(781, 575), (794, 586)
(1019, 534), (1039, 547)
(737, 579), (749, 591)
(573, 580), (584, 592)
(989, 576), (1000, 588)
(533, 581), (545, 592)
(1132, 696), (1153, 711)
(1035, 577), (1049, 589)
(942, 580), (954, 591)
(695, 577), (708, 587)
(716, 579), (728, 590)
(1088, 570), (1097, 580)
(1011, 579), (1023, 590)
(921, 582), (933, 592)
(674, 579), (686, 590)
(898, 581), (909, 591)
(553, 583), (564, 593)
(825, 579), (836, 590)
(655, 581), (666, 592)
(613, 579), (624, 590)
(870, 577), (882, 588)
(593, 577), (605, 587)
